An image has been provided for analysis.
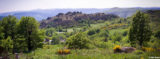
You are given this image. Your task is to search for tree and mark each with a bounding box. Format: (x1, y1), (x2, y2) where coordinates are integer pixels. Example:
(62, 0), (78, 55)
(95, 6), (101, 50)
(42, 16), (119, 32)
(0, 25), (4, 39)
(0, 15), (18, 53)
(129, 11), (152, 48)
(66, 32), (90, 49)
(1, 15), (18, 39)
(1, 37), (13, 52)
(17, 16), (44, 51)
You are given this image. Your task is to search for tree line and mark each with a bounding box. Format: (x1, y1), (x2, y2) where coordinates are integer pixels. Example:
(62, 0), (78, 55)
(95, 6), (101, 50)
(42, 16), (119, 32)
(0, 15), (44, 54)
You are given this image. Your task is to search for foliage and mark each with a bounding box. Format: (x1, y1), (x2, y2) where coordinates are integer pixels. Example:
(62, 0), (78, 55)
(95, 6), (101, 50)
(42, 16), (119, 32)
(51, 36), (60, 45)
(0, 15), (18, 53)
(142, 47), (155, 52)
(129, 11), (152, 48)
(113, 45), (121, 53)
(1, 15), (18, 39)
(123, 30), (128, 36)
(110, 32), (122, 43)
(17, 16), (44, 51)
(66, 32), (90, 49)
(0, 26), (4, 39)
(1, 37), (13, 52)
(87, 29), (96, 35)
(155, 30), (160, 39)
(57, 49), (71, 55)
(45, 28), (56, 37)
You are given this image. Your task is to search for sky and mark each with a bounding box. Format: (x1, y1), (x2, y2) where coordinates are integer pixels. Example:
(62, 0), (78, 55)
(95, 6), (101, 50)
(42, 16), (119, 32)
(0, 0), (160, 13)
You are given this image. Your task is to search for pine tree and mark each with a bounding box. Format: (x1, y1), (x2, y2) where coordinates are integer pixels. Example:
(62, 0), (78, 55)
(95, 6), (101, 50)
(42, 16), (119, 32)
(129, 11), (152, 48)
(17, 16), (44, 51)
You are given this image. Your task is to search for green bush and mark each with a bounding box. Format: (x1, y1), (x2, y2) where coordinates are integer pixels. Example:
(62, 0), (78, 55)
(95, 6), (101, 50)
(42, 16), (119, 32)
(66, 32), (90, 49)
(123, 30), (128, 36)
(51, 36), (60, 45)
(87, 29), (100, 35)
(110, 32), (122, 43)
(155, 30), (160, 39)
(87, 29), (96, 35)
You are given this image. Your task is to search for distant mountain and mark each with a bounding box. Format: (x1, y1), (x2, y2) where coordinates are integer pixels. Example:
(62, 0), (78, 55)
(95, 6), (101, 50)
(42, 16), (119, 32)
(0, 7), (160, 21)
(0, 8), (109, 21)
(104, 7), (160, 18)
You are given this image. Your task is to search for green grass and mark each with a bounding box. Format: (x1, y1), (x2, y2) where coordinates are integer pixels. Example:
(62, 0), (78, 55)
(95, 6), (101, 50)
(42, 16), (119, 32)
(13, 45), (160, 59)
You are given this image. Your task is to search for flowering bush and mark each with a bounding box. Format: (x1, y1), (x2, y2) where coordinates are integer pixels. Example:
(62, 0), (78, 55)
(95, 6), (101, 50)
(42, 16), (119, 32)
(63, 49), (70, 54)
(57, 49), (71, 55)
(142, 47), (155, 52)
(113, 45), (122, 53)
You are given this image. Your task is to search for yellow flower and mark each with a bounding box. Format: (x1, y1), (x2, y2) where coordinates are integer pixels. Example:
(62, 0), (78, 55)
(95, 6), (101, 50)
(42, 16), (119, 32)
(58, 49), (63, 54)
(113, 45), (122, 53)
(63, 49), (70, 54)
(140, 56), (144, 59)
(113, 45), (121, 50)
(142, 47), (155, 52)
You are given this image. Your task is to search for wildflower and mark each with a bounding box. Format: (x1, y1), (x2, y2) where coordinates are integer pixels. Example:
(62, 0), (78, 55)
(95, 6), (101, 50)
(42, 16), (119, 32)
(113, 45), (121, 53)
(142, 47), (155, 52)
(140, 56), (144, 59)
(63, 49), (70, 54)
(58, 49), (63, 54)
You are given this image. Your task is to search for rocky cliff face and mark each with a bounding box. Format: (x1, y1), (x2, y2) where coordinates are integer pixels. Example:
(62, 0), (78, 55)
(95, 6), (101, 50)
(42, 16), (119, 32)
(40, 11), (119, 28)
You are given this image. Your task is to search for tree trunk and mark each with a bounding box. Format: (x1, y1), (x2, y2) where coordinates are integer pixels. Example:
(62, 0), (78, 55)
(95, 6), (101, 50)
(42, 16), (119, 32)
(139, 41), (143, 49)
(28, 36), (31, 52)
(28, 31), (32, 52)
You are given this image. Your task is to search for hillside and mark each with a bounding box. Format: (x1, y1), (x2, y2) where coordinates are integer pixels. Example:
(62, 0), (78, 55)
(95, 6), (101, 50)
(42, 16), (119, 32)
(40, 11), (119, 28)
(104, 7), (160, 18)
(145, 10), (160, 32)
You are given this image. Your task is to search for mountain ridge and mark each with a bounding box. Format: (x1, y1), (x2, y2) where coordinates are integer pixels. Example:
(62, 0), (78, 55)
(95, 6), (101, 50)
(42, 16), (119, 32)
(0, 7), (160, 21)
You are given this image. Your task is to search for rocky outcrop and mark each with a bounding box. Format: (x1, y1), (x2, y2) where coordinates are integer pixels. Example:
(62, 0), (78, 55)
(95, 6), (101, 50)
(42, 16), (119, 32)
(114, 47), (136, 53)
(40, 11), (119, 28)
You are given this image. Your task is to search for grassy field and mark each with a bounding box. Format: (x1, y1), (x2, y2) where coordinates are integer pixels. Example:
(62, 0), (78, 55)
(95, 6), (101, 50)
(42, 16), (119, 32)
(12, 45), (159, 59)
(7, 19), (160, 59)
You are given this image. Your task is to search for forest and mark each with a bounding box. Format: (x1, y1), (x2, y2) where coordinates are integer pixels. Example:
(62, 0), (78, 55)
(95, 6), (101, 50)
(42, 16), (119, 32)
(0, 10), (160, 59)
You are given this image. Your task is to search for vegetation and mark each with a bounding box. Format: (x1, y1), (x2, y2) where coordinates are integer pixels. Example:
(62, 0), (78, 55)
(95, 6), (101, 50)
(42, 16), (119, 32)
(129, 11), (152, 48)
(0, 16), (44, 54)
(0, 11), (160, 59)
(66, 32), (90, 49)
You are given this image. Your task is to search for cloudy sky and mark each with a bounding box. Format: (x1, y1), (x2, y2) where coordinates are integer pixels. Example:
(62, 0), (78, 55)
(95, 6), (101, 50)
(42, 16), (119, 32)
(0, 0), (160, 13)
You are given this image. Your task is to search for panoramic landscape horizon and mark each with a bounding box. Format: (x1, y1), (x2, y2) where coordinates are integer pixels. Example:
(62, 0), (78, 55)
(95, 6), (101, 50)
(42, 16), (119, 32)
(0, 0), (160, 59)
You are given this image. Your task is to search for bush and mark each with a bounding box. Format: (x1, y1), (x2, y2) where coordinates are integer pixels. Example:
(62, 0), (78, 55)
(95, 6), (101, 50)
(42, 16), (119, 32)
(110, 32), (122, 43)
(142, 47), (155, 52)
(155, 30), (160, 39)
(51, 36), (60, 45)
(123, 30), (128, 36)
(87, 29), (96, 35)
(113, 45), (121, 53)
(57, 49), (71, 55)
(66, 33), (90, 49)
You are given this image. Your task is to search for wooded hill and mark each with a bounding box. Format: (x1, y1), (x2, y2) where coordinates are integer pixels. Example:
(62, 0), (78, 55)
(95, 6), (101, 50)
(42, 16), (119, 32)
(40, 11), (119, 28)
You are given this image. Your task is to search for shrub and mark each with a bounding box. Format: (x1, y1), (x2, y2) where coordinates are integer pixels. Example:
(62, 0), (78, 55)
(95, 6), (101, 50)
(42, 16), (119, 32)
(155, 30), (160, 39)
(57, 49), (71, 55)
(66, 32), (90, 49)
(51, 36), (60, 45)
(123, 30), (128, 36)
(87, 29), (96, 35)
(113, 45), (121, 53)
(63, 49), (70, 54)
(111, 32), (122, 42)
(142, 47), (155, 52)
